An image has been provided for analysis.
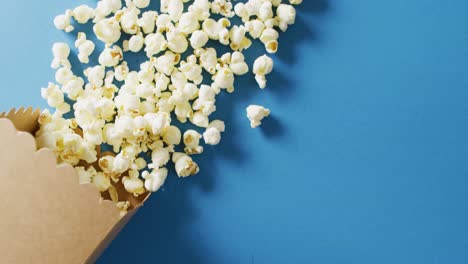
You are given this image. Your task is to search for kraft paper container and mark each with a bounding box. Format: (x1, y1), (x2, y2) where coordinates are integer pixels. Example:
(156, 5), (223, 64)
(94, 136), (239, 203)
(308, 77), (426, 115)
(0, 107), (149, 264)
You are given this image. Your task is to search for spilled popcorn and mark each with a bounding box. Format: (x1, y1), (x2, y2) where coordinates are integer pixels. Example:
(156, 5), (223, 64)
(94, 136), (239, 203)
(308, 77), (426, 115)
(36, 0), (302, 212)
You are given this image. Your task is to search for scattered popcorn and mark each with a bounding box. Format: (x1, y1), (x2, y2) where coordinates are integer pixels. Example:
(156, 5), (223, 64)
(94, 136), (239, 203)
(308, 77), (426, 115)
(37, 0), (303, 210)
(246, 105), (271, 128)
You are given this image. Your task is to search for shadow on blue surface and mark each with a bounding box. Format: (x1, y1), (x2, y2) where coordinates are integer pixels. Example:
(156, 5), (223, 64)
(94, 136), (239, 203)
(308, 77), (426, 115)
(98, 1), (329, 263)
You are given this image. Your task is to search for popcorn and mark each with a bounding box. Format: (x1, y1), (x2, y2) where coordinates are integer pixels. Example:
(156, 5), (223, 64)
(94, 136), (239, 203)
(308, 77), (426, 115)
(230, 52), (249, 75)
(162, 125), (182, 145)
(54, 10), (74, 32)
(246, 105), (270, 128)
(51, 43), (71, 69)
(183, 130), (203, 154)
(172, 153), (199, 177)
(72, 5), (95, 24)
(276, 4), (297, 32)
(93, 18), (122, 44)
(167, 0), (184, 22)
(167, 29), (189, 53)
(122, 175), (145, 196)
(208, 120), (225, 132)
(119, 7), (140, 35)
(178, 12), (200, 35)
(128, 33), (145, 52)
(93, 172), (112, 192)
(55, 67), (74, 85)
(143, 168), (168, 192)
(190, 30), (209, 49)
(144, 33), (168, 57)
(38, 0), (303, 206)
(99, 45), (123, 67)
(289, 0), (303, 4)
(75, 33), (95, 64)
(138, 11), (158, 34)
(253, 55), (274, 88)
(133, 0), (151, 9)
(150, 146), (171, 168)
(203, 127), (221, 145)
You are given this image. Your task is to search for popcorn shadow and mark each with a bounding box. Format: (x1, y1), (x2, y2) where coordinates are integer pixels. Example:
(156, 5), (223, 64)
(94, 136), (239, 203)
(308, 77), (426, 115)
(98, 2), (329, 263)
(98, 176), (220, 264)
(261, 115), (285, 138)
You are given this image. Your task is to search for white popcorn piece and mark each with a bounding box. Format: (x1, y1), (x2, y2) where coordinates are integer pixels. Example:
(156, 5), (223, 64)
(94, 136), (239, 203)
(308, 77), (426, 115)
(54, 10), (74, 32)
(183, 129), (204, 154)
(289, 0), (303, 5)
(99, 45), (123, 67)
(172, 152), (200, 177)
(167, 29), (189, 54)
(190, 30), (209, 49)
(119, 7), (140, 35)
(128, 33), (145, 52)
(253, 55), (274, 88)
(72, 5), (95, 24)
(167, 0), (184, 22)
(51, 43), (71, 69)
(138, 11), (158, 34)
(276, 4), (297, 32)
(93, 172), (111, 192)
(203, 127), (221, 145)
(208, 120), (225, 132)
(162, 125), (182, 145)
(143, 168), (168, 192)
(144, 33), (168, 57)
(75, 33), (95, 64)
(133, 0), (150, 9)
(246, 105), (271, 128)
(178, 12), (200, 35)
(230, 52), (249, 75)
(84, 65), (106, 87)
(93, 18), (122, 44)
(150, 146), (171, 168)
(122, 175), (145, 196)
(62, 77), (84, 100)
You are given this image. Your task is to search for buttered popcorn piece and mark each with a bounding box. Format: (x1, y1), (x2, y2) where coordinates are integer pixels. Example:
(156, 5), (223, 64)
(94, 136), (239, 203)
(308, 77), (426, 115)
(184, 129), (204, 154)
(246, 105), (271, 128)
(39, 0), (303, 205)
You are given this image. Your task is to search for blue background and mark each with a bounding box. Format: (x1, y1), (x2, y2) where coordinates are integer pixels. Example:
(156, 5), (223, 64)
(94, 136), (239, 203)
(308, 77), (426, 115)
(1, 1), (468, 263)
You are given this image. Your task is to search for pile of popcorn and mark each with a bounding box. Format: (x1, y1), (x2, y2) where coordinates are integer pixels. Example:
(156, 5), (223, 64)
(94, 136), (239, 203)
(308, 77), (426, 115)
(36, 0), (302, 211)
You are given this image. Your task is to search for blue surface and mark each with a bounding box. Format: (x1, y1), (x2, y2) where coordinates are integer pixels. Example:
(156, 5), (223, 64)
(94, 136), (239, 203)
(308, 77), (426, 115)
(1, 1), (468, 263)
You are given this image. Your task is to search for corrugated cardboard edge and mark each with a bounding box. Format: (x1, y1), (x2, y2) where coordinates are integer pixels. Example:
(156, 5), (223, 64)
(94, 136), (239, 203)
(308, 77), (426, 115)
(0, 107), (149, 264)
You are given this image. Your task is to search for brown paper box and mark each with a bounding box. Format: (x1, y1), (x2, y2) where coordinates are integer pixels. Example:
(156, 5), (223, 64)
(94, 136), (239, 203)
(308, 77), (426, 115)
(0, 107), (148, 264)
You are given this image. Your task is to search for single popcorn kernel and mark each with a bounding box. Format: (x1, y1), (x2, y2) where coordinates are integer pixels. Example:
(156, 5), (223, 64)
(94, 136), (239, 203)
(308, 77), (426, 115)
(246, 105), (271, 128)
